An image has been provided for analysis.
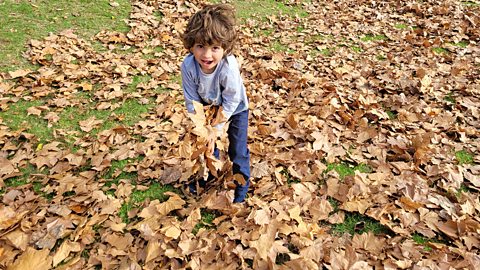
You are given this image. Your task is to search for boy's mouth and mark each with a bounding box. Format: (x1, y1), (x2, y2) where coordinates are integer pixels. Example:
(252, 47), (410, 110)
(202, 60), (214, 65)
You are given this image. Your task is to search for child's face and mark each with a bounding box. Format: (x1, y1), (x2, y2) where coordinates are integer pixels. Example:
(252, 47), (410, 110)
(191, 43), (225, 74)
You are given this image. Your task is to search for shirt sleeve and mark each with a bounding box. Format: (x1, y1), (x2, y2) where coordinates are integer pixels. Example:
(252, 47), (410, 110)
(181, 61), (202, 114)
(219, 65), (243, 120)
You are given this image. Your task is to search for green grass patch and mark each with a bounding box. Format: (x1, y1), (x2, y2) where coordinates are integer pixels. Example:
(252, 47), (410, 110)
(351, 46), (362, 53)
(57, 105), (110, 133)
(0, 99), (52, 142)
(331, 212), (391, 236)
(103, 158), (140, 188)
(455, 150), (474, 165)
(461, 1), (480, 7)
(451, 41), (469, 48)
(221, 0), (308, 21)
(328, 197), (340, 213)
(269, 41), (295, 53)
(3, 163), (52, 198)
(412, 234), (433, 251)
(119, 183), (179, 223)
(432, 47), (448, 54)
(325, 162), (372, 179)
(386, 110), (397, 120)
(360, 34), (388, 42)
(319, 48), (333, 56)
(130, 183), (177, 203)
(444, 92), (456, 104)
(412, 233), (447, 251)
(455, 184), (470, 198)
(57, 98), (151, 135)
(4, 163), (40, 187)
(280, 168), (300, 184)
(0, 0), (131, 72)
(112, 98), (152, 125)
(394, 23), (408, 30)
(376, 54), (386, 60)
(192, 209), (219, 235)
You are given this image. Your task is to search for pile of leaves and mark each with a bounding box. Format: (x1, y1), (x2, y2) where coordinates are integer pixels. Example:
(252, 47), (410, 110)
(1, 0), (479, 269)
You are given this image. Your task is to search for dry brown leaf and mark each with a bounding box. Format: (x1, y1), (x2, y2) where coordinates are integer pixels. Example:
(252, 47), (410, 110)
(7, 247), (52, 270)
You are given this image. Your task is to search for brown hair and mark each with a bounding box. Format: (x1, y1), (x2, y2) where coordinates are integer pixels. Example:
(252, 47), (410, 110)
(181, 4), (238, 56)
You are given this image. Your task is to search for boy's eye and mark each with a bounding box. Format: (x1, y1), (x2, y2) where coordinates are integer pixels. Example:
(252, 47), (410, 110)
(196, 44), (204, 48)
(213, 46), (221, 51)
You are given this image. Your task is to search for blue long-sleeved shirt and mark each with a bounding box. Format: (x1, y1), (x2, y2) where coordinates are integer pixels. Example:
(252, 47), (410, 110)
(180, 53), (248, 123)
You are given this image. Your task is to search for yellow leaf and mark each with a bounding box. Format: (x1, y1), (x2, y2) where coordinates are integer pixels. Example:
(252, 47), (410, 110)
(36, 143), (43, 152)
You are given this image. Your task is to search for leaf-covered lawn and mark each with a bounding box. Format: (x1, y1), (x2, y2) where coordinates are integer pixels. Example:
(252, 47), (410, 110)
(1, 0), (479, 269)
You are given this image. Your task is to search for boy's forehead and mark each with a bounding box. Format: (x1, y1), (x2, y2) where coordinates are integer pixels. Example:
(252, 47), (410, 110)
(194, 39), (222, 46)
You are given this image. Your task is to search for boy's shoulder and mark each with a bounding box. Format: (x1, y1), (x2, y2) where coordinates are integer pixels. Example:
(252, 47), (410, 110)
(221, 54), (241, 74)
(181, 54), (195, 67)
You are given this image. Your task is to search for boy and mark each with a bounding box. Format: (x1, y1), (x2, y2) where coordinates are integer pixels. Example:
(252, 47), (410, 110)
(180, 4), (250, 203)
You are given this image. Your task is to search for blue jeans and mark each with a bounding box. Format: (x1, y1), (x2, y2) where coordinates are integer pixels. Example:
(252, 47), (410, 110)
(226, 109), (250, 202)
(191, 110), (250, 202)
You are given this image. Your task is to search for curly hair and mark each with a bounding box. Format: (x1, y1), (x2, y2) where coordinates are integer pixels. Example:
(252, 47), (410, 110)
(181, 4), (238, 56)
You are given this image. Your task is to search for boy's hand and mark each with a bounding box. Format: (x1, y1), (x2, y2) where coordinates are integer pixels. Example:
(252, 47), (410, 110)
(213, 124), (224, 138)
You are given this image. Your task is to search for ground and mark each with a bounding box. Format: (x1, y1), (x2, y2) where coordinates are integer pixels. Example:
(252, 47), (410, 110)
(0, 0), (479, 269)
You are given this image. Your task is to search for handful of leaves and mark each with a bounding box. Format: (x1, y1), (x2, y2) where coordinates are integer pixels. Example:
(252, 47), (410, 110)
(186, 101), (228, 181)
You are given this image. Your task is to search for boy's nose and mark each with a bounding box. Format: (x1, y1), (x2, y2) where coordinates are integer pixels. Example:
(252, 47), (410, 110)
(203, 49), (212, 57)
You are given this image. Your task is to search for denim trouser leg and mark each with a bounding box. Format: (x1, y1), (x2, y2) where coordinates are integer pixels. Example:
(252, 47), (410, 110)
(227, 110), (250, 202)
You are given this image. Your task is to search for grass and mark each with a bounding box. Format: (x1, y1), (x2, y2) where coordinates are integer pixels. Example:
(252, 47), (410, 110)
(192, 209), (219, 235)
(269, 41), (295, 53)
(455, 184), (470, 198)
(451, 41), (469, 48)
(394, 23), (408, 30)
(376, 54), (386, 61)
(351, 46), (362, 53)
(119, 183), (179, 223)
(328, 197), (340, 212)
(455, 150), (474, 165)
(331, 212), (392, 236)
(412, 234), (433, 251)
(112, 99), (152, 126)
(280, 168), (300, 184)
(325, 162), (372, 180)
(0, 0), (131, 72)
(444, 92), (456, 104)
(103, 158), (140, 188)
(0, 99), (52, 142)
(386, 110), (398, 120)
(461, 1), (480, 7)
(4, 163), (39, 187)
(223, 0), (308, 21)
(412, 233), (447, 252)
(432, 47), (448, 54)
(0, 97), (153, 144)
(360, 34), (388, 42)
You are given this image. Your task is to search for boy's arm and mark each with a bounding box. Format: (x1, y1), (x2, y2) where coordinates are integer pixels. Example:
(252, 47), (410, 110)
(213, 66), (244, 134)
(181, 65), (202, 114)
(219, 67), (243, 120)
